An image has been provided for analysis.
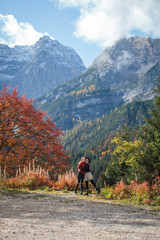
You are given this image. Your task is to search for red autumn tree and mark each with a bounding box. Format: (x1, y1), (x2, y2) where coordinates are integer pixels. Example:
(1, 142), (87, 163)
(0, 87), (68, 176)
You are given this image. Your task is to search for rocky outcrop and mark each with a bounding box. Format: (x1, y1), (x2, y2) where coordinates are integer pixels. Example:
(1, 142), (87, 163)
(123, 61), (160, 102)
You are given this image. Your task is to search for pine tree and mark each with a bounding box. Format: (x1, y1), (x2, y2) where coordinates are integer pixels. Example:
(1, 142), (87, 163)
(139, 77), (160, 183)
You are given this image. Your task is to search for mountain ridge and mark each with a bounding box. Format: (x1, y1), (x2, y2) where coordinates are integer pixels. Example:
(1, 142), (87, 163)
(36, 36), (160, 129)
(0, 36), (86, 99)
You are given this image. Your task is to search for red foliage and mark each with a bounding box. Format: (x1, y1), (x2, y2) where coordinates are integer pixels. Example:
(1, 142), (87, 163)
(102, 179), (152, 202)
(0, 172), (52, 190)
(52, 170), (77, 191)
(130, 180), (150, 195)
(0, 87), (68, 176)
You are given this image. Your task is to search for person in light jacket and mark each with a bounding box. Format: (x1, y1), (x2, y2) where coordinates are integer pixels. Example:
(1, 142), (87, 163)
(83, 157), (100, 195)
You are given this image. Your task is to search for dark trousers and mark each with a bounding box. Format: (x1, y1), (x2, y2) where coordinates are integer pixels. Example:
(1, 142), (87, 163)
(75, 173), (84, 193)
(85, 179), (96, 191)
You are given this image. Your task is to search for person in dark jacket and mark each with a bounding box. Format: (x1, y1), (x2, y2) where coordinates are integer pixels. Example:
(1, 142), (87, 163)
(83, 157), (100, 195)
(75, 156), (86, 195)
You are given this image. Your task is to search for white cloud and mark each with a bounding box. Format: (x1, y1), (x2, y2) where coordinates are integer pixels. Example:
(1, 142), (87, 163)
(56, 0), (160, 48)
(0, 14), (53, 47)
(55, 0), (94, 8)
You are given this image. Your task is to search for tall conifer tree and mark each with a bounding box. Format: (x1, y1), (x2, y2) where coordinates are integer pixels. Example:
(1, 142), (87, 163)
(139, 77), (160, 183)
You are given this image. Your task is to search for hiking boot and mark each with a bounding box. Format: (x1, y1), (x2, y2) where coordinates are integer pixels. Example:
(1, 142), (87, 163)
(84, 191), (88, 196)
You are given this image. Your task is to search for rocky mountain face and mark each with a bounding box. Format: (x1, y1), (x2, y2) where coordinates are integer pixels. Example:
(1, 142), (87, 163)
(90, 36), (160, 102)
(0, 36), (86, 99)
(91, 36), (160, 86)
(36, 36), (160, 129)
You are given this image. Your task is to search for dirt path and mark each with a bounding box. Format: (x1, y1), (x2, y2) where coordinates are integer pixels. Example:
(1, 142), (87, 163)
(0, 190), (160, 240)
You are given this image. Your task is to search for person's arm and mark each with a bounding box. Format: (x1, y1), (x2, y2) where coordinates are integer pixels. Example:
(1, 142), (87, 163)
(81, 163), (90, 172)
(78, 161), (84, 169)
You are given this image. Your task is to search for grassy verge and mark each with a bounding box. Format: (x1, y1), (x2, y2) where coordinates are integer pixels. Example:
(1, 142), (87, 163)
(1, 188), (160, 211)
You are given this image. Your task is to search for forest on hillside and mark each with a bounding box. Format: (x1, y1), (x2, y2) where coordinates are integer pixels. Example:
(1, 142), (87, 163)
(62, 78), (160, 187)
(0, 78), (160, 197)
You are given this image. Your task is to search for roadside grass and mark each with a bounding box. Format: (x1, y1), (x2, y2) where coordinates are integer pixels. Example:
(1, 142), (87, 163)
(0, 173), (160, 210)
(1, 188), (160, 211)
(0, 188), (30, 196)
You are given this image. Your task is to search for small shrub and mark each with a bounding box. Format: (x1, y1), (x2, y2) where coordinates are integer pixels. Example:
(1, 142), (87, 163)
(129, 180), (150, 202)
(101, 186), (114, 199)
(101, 179), (154, 204)
(52, 170), (77, 191)
(143, 199), (150, 205)
(113, 180), (131, 199)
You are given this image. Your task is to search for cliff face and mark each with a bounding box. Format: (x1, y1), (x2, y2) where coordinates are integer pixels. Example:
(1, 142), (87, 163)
(90, 36), (160, 90)
(0, 36), (86, 99)
(35, 36), (160, 129)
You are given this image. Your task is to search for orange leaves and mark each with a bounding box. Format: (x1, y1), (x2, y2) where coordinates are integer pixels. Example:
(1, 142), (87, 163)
(0, 87), (68, 176)
(101, 179), (154, 204)
(70, 85), (96, 99)
(52, 170), (77, 191)
(101, 151), (107, 156)
(0, 172), (52, 190)
(0, 169), (77, 191)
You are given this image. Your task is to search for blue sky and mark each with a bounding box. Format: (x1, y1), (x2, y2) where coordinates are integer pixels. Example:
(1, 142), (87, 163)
(0, 0), (160, 67)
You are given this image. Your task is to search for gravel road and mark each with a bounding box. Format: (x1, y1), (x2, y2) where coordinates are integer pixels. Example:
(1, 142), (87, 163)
(0, 191), (160, 240)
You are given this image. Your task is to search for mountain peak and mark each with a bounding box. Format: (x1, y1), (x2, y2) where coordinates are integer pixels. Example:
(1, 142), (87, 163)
(35, 35), (58, 49)
(37, 35), (55, 44)
(91, 36), (160, 68)
(0, 36), (86, 99)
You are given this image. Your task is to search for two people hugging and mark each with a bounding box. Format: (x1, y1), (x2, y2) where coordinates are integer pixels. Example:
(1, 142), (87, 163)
(75, 156), (100, 195)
